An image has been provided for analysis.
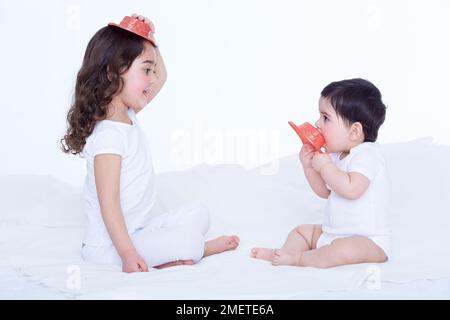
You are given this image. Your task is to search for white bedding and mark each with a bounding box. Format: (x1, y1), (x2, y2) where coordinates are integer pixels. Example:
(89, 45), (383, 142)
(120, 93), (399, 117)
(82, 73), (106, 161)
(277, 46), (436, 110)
(1, 138), (450, 299)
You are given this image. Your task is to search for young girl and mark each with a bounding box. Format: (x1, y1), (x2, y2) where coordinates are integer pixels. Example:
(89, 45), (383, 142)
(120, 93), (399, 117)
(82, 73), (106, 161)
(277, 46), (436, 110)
(251, 78), (390, 268)
(61, 14), (239, 273)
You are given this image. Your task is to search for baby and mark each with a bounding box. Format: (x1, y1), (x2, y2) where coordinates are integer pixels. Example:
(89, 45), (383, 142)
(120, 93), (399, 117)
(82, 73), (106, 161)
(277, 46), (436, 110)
(251, 78), (390, 268)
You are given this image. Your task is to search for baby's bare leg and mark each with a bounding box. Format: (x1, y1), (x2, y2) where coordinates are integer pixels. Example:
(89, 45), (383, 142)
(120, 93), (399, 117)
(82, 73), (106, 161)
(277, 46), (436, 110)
(280, 224), (322, 253)
(251, 224), (321, 261)
(273, 236), (386, 268)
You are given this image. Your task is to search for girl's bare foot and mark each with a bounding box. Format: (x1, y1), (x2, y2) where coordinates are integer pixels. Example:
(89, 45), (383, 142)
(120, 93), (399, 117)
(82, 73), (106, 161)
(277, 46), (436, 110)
(271, 249), (302, 266)
(250, 247), (276, 261)
(155, 259), (193, 269)
(204, 235), (240, 257)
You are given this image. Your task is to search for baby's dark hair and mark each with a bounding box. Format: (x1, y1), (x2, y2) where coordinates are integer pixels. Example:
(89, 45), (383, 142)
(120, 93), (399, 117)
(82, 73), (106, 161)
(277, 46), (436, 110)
(61, 26), (150, 155)
(321, 78), (386, 142)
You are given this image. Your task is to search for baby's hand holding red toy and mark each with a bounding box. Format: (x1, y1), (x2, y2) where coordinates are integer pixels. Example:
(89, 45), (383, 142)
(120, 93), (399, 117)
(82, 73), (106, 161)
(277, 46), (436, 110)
(299, 144), (316, 169)
(312, 152), (333, 173)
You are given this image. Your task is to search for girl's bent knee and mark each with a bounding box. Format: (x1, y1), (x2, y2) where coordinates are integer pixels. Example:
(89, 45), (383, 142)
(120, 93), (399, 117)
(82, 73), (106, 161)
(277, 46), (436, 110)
(176, 229), (205, 263)
(185, 201), (210, 234)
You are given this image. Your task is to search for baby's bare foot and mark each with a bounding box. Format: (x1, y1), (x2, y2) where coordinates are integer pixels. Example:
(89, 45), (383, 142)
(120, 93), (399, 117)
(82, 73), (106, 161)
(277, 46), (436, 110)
(250, 247), (275, 261)
(271, 249), (302, 266)
(204, 235), (240, 257)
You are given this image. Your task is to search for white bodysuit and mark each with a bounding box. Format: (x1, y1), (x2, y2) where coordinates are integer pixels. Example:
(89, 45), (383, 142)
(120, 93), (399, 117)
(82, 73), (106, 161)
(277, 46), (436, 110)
(317, 142), (391, 258)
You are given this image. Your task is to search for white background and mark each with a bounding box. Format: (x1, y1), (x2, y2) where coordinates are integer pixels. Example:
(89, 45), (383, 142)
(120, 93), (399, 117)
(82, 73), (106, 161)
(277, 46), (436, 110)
(1, 0), (449, 187)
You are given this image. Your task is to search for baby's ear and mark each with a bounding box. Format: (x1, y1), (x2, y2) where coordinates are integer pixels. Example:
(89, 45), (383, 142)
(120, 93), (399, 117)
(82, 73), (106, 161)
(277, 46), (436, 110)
(350, 122), (364, 141)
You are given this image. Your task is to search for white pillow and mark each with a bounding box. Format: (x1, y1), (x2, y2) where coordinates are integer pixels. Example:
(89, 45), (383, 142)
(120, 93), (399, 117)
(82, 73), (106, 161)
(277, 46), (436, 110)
(0, 175), (83, 227)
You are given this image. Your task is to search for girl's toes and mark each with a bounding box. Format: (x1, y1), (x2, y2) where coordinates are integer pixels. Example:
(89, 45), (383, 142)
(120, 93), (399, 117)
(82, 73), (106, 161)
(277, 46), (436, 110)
(228, 240), (238, 249)
(228, 236), (239, 247)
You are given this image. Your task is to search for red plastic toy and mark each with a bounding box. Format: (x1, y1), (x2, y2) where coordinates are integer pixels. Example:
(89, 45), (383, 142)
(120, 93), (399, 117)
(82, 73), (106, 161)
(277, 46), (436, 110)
(108, 16), (157, 47)
(288, 121), (325, 151)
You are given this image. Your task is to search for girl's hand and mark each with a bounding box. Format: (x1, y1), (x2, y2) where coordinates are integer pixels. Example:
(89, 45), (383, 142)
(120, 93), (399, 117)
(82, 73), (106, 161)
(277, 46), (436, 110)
(132, 13), (155, 33)
(299, 144), (316, 169)
(121, 250), (149, 273)
(311, 152), (333, 173)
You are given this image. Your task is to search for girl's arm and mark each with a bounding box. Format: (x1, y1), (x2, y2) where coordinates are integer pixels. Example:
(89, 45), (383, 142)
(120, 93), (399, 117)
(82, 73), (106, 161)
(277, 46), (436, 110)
(148, 46), (167, 102)
(312, 153), (370, 200)
(134, 49), (167, 114)
(300, 144), (330, 199)
(94, 154), (149, 272)
(133, 15), (167, 113)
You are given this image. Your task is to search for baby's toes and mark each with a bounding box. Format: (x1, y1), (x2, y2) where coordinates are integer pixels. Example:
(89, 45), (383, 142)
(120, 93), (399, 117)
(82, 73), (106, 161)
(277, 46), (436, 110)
(271, 255), (280, 266)
(273, 249), (283, 259)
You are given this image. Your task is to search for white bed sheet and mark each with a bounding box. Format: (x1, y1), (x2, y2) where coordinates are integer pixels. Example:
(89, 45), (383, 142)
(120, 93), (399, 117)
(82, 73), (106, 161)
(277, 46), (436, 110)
(1, 138), (449, 299)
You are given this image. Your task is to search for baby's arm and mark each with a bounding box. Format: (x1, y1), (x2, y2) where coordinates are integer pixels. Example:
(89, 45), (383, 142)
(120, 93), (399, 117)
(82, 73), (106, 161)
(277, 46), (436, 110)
(304, 168), (331, 199)
(300, 144), (330, 199)
(312, 153), (370, 200)
(94, 154), (149, 272)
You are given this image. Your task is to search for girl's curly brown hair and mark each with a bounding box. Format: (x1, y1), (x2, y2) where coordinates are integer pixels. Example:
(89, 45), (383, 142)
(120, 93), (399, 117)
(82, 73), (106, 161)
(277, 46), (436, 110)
(60, 26), (146, 155)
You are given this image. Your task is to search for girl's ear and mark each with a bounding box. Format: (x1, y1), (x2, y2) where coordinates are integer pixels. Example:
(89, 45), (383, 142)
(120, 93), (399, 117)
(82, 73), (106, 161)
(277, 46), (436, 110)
(350, 122), (364, 141)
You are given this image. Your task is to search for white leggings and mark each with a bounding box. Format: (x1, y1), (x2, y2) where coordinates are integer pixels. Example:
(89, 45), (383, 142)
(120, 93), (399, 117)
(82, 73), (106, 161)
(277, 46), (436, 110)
(81, 202), (210, 267)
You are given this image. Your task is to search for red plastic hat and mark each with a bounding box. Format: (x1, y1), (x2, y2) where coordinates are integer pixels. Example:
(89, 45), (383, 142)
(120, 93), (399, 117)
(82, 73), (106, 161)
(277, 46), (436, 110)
(288, 121), (325, 151)
(108, 16), (157, 47)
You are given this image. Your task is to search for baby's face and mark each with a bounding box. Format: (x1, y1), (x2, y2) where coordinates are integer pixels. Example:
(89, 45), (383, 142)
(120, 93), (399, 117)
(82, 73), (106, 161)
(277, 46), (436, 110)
(315, 97), (352, 153)
(119, 41), (157, 111)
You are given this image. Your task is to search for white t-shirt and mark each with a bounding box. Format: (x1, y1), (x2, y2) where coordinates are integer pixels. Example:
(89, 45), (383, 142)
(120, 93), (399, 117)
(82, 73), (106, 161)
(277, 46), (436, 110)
(323, 142), (390, 237)
(82, 108), (157, 246)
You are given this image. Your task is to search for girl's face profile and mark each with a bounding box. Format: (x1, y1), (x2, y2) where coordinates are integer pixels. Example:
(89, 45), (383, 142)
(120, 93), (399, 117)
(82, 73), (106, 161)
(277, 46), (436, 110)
(119, 41), (157, 111)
